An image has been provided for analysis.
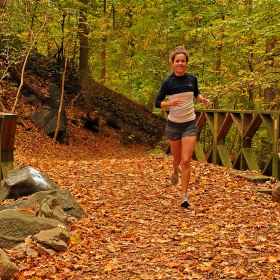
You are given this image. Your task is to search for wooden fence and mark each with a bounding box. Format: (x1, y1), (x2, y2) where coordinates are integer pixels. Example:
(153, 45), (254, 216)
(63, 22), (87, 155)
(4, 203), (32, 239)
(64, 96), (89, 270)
(193, 109), (280, 179)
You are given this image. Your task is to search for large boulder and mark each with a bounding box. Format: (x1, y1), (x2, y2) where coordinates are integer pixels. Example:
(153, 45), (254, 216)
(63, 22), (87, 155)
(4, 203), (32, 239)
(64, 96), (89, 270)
(0, 165), (58, 202)
(0, 189), (87, 220)
(28, 83), (67, 143)
(0, 209), (65, 249)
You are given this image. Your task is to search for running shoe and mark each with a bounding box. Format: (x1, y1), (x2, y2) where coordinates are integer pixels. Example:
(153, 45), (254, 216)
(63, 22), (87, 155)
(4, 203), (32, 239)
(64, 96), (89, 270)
(181, 194), (190, 208)
(171, 173), (179, 186)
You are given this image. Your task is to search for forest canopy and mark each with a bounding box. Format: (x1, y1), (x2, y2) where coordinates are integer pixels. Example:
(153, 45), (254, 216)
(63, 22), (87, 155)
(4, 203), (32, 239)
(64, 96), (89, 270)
(0, 0), (280, 111)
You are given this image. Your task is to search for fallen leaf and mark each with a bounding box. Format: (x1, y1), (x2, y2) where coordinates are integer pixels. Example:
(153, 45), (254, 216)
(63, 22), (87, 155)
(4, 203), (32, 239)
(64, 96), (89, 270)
(104, 263), (115, 271)
(267, 255), (278, 262)
(238, 233), (246, 243)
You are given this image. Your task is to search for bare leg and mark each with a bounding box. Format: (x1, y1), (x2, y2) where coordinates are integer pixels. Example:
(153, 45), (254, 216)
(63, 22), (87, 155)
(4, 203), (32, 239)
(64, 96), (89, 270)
(180, 136), (197, 194)
(168, 138), (182, 176)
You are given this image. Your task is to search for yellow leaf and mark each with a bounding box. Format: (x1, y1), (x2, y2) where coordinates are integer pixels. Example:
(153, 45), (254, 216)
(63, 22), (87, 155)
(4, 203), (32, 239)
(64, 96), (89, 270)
(224, 266), (231, 273)
(238, 233), (246, 243)
(179, 241), (190, 245)
(104, 263), (115, 271)
(267, 255), (278, 263)
(199, 264), (211, 271)
(181, 223), (187, 229)
(203, 262), (212, 267)
(267, 270), (273, 277)
(69, 234), (80, 244)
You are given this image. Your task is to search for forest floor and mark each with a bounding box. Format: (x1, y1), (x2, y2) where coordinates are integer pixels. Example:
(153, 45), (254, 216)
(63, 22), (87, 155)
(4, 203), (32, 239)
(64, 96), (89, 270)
(3, 112), (280, 280)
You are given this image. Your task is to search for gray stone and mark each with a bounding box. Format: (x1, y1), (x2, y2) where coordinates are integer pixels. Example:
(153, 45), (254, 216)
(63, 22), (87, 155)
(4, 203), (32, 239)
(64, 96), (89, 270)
(0, 209), (65, 249)
(0, 189), (87, 220)
(36, 243), (56, 255)
(28, 83), (67, 142)
(33, 227), (70, 252)
(0, 249), (18, 280)
(38, 195), (77, 225)
(14, 243), (39, 258)
(0, 166), (58, 202)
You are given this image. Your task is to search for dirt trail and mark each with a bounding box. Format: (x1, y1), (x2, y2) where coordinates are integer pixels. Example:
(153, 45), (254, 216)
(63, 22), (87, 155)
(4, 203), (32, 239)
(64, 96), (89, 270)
(7, 127), (280, 279)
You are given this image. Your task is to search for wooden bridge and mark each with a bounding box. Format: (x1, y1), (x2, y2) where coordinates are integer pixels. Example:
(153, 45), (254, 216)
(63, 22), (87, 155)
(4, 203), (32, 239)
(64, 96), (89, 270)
(193, 109), (280, 180)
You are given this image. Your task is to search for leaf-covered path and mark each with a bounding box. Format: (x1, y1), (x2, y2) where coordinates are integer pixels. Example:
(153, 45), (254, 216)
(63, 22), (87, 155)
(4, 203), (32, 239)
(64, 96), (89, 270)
(7, 127), (280, 279)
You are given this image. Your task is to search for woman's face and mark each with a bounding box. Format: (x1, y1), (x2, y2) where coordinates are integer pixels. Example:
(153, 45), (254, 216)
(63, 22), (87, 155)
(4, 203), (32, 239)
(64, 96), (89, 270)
(172, 53), (187, 76)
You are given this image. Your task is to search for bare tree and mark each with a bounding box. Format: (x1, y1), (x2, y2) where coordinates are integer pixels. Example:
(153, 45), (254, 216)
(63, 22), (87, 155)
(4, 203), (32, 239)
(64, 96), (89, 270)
(54, 14), (71, 143)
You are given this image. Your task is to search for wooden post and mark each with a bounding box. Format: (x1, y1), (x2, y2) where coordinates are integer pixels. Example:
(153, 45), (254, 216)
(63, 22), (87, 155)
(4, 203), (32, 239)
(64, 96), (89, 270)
(0, 113), (17, 181)
(272, 114), (280, 179)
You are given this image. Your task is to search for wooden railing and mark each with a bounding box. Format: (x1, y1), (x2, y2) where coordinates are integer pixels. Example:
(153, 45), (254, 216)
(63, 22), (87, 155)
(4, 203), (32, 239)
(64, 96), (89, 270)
(193, 109), (280, 179)
(0, 113), (17, 180)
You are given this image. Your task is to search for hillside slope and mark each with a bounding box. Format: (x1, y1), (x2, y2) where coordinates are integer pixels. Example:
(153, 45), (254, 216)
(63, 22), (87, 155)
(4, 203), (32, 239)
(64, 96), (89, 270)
(2, 54), (166, 148)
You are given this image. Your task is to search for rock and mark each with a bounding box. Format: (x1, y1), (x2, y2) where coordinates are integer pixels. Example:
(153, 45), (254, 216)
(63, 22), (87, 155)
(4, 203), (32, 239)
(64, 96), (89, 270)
(36, 243), (56, 255)
(33, 227), (70, 252)
(0, 189), (87, 220)
(272, 184), (280, 203)
(38, 195), (77, 225)
(0, 209), (65, 249)
(0, 249), (18, 280)
(28, 83), (67, 143)
(0, 165), (58, 202)
(14, 243), (39, 258)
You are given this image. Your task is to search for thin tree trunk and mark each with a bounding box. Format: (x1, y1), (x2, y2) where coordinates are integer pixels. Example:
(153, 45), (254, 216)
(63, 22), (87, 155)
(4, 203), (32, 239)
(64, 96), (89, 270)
(54, 14), (70, 142)
(0, 0), (6, 13)
(101, 0), (108, 83)
(264, 38), (275, 102)
(214, 12), (225, 109)
(78, 0), (90, 89)
(246, 0), (254, 102)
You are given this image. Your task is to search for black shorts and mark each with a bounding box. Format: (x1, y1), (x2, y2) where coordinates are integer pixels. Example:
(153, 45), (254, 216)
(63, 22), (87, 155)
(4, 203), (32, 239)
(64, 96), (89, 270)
(165, 119), (198, 141)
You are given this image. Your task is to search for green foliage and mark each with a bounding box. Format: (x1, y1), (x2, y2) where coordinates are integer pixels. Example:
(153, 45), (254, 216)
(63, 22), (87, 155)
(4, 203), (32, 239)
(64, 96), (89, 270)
(145, 137), (169, 156)
(1, 0), (280, 110)
(251, 126), (273, 170)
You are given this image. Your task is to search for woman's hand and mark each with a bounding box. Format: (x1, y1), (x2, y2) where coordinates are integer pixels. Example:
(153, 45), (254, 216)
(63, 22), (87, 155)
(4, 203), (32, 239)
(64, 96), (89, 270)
(201, 98), (211, 107)
(170, 97), (184, 106)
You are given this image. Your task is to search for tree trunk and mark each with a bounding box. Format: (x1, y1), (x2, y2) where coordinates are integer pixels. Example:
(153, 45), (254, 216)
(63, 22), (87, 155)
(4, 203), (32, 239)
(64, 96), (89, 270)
(101, 0), (108, 84)
(0, 0), (6, 13)
(78, 0), (90, 90)
(54, 14), (70, 143)
(264, 38), (275, 102)
(214, 13), (225, 109)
